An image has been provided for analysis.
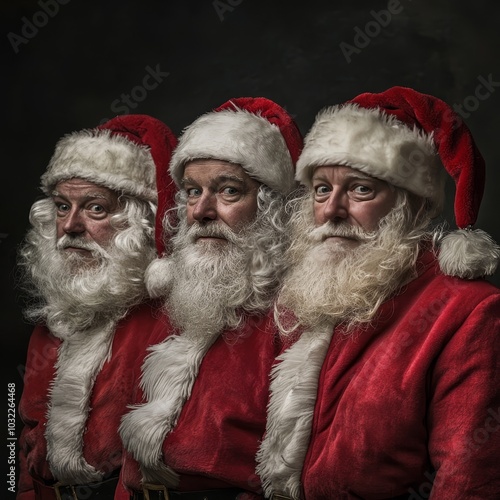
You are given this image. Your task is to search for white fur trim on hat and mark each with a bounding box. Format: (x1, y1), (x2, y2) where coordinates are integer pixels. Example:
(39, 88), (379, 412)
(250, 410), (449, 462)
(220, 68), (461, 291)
(170, 109), (296, 195)
(296, 104), (446, 215)
(41, 129), (157, 202)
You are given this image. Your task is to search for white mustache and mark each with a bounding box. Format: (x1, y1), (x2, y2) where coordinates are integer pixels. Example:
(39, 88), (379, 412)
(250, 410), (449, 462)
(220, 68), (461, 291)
(186, 222), (240, 244)
(56, 235), (104, 253)
(309, 223), (375, 243)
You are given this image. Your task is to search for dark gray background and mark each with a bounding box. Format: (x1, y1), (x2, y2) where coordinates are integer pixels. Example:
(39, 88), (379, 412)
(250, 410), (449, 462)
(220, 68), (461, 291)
(2, 0), (499, 491)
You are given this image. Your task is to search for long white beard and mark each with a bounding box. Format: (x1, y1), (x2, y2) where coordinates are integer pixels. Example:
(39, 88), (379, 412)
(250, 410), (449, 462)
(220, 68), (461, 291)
(155, 214), (283, 340)
(276, 196), (431, 335)
(19, 203), (155, 339)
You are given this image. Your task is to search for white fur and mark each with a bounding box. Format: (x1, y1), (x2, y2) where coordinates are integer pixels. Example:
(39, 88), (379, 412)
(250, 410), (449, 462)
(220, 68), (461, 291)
(438, 228), (500, 279)
(145, 257), (174, 298)
(170, 108), (296, 195)
(41, 129), (157, 201)
(45, 321), (115, 484)
(119, 331), (219, 485)
(255, 327), (334, 500)
(296, 104), (446, 215)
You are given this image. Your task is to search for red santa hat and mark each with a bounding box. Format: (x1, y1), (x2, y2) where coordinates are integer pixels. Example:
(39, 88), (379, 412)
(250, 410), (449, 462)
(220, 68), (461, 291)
(169, 96), (303, 195)
(296, 86), (499, 279)
(40, 114), (178, 257)
(145, 97), (303, 297)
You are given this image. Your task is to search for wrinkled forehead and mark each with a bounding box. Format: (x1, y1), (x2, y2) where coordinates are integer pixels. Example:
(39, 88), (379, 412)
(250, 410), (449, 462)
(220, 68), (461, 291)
(182, 159), (258, 186)
(52, 178), (120, 199)
(312, 164), (393, 187)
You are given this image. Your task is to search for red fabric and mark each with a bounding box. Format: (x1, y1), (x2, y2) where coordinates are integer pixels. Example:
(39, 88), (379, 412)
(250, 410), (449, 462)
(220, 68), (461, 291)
(215, 97), (303, 167)
(350, 87), (485, 228)
(97, 114), (178, 256)
(119, 313), (280, 497)
(17, 300), (169, 500)
(300, 252), (500, 499)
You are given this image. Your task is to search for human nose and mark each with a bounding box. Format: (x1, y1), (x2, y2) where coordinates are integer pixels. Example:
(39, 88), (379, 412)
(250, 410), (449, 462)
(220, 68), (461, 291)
(61, 208), (86, 235)
(319, 190), (349, 224)
(191, 193), (218, 224)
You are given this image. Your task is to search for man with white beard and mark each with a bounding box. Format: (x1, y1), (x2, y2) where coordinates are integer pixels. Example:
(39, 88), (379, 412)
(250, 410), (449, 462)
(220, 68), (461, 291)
(256, 87), (500, 500)
(16, 114), (177, 500)
(117, 97), (303, 500)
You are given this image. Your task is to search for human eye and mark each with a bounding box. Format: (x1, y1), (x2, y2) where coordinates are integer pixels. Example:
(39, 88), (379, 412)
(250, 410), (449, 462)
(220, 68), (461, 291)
(350, 184), (375, 200)
(55, 201), (70, 214)
(186, 187), (202, 198)
(88, 204), (105, 213)
(52, 198), (71, 217)
(354, 185), (372, 194)
(313, 184), (331, 200)
(315, 185), (330, 195)
(86, 202), (109, 219)
(216, 183), (242, 202)
(222, 186), (239, 196)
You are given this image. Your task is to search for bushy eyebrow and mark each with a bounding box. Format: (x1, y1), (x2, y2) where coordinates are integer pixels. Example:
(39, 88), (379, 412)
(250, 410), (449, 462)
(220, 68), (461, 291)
(181, 174), (245, 187)
(215, 174), (245, 184)
(312, 172), (375, 183)
(51, 190), (109, 200)
(180, 177), (194, 187)
(344, 172), (372, 181)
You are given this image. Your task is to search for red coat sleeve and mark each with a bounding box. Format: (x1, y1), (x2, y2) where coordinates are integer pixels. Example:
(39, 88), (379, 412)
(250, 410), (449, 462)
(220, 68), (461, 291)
(427, 294), (500, 499)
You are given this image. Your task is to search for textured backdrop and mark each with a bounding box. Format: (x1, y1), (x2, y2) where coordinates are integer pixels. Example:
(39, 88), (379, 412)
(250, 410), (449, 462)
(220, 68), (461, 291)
(2, 0), (499, 487)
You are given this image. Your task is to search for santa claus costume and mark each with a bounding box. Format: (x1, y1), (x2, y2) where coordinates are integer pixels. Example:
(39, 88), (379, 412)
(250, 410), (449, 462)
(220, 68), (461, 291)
(17, 114), (178, 500)
(116, 98), (303, 499)
(255, 87), (500, 499)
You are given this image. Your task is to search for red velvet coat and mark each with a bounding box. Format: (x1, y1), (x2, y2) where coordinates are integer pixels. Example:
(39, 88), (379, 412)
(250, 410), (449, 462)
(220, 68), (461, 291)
(117, 312), (280, 499)
(256, 251), (500, 499)
(17, 300), (168, 500)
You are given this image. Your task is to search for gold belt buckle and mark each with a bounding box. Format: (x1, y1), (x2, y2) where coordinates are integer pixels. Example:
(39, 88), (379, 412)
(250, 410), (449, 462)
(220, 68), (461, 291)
(142, 483), (170, 500)
(54, 482), (78, 500)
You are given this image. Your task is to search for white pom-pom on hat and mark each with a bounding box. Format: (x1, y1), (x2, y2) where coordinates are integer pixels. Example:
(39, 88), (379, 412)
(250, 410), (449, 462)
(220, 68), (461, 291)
(438, 228), (500, 279)
(145, 257), (175, 298)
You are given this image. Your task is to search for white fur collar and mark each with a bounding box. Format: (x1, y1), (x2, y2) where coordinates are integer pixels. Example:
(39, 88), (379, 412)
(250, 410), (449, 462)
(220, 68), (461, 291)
(45, 321), (115, 484)
(119, 330), (219, 486)
(256, 327), (334, 500)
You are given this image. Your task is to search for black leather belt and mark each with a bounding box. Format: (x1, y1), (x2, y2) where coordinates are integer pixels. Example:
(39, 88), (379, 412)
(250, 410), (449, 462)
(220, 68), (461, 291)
(33, 475), (119, 499)
(131, 484), (249, 500)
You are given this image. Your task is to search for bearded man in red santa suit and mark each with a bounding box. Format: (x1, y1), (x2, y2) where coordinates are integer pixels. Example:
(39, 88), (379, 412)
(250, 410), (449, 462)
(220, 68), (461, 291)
(117, 97), (303, 500)
(16, 114), (177, 500)
(255, 87), (500, 500)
